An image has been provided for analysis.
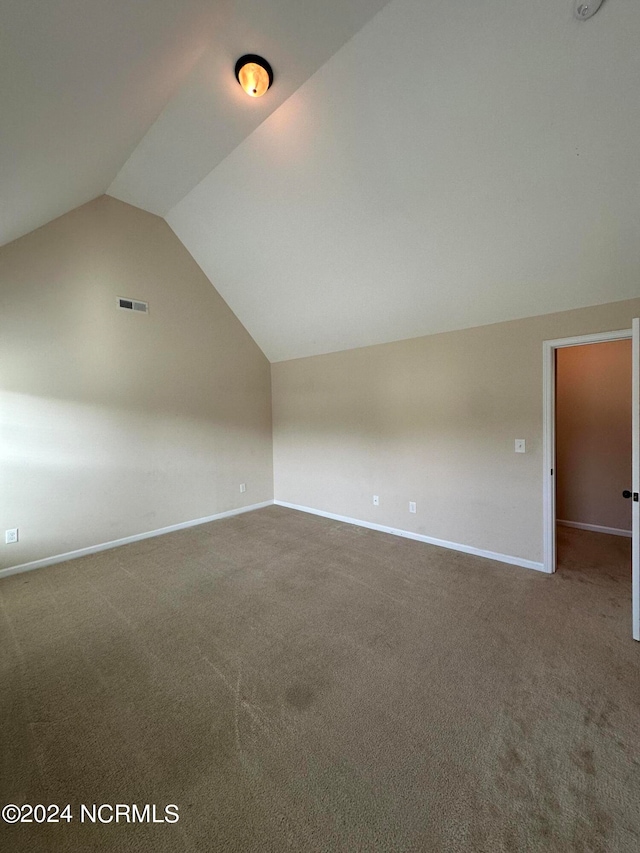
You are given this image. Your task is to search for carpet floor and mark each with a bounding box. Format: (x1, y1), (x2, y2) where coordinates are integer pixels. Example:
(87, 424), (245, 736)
(1, 507), (639, 852)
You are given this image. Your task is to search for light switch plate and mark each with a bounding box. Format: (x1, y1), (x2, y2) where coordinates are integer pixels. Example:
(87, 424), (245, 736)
(515, 439), (526, 453)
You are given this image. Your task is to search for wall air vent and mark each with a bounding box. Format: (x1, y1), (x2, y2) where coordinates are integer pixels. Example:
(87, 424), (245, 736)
(117, 297), (148, 314)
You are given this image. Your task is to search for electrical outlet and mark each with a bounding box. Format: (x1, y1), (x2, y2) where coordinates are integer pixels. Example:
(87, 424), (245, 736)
(239, 483), (246, 493)
(515, 439), (526, 453)
(409, 502), (416, 514)
(5, 528), (18, 544)
(373, 495), (379, 506)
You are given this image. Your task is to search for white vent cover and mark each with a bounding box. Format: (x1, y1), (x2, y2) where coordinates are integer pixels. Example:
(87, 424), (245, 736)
(117, 297), (148, 314)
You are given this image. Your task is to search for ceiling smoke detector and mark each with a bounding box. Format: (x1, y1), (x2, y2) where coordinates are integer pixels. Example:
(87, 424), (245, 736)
(574, 0), (604, 20)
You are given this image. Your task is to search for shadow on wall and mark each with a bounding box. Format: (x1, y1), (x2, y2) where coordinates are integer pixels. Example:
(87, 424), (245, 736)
(0, 390), (273, 570)
(0, 196), (275, 569)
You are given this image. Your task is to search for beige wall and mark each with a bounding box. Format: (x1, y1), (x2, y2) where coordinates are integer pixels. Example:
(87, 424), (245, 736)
(0, 196), (273, 570)
(272, 299), (640, 565)
(556, 341), (632, 533)
(2, 194), (638, 573)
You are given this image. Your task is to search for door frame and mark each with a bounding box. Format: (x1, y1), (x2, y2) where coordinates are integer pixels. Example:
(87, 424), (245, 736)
(542, 327), (632, 575)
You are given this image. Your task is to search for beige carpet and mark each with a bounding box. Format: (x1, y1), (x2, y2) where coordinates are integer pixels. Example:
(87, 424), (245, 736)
(1, 507), (638, 852)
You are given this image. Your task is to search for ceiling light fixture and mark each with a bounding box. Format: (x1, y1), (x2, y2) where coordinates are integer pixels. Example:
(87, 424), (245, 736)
(235, 54), (273, 98)
(574, 0), (604, 20)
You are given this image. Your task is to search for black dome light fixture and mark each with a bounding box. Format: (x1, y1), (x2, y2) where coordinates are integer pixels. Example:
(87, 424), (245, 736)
(235, 54), (273, 98)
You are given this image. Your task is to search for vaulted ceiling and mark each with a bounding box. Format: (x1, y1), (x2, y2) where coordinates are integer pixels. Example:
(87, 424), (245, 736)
(4, 0), (640, 361)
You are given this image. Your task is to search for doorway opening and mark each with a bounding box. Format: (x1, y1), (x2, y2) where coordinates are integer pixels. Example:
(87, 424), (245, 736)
(543, 328), (633, 571)
(542, 325), (639, 641)
(555, 339), (631, 581)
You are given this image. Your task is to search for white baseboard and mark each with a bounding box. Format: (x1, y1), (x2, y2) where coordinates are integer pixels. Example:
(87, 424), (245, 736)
(274, 501), (547, 573)
(0, 501), (274, 580)
(557, 519), (632, 538)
